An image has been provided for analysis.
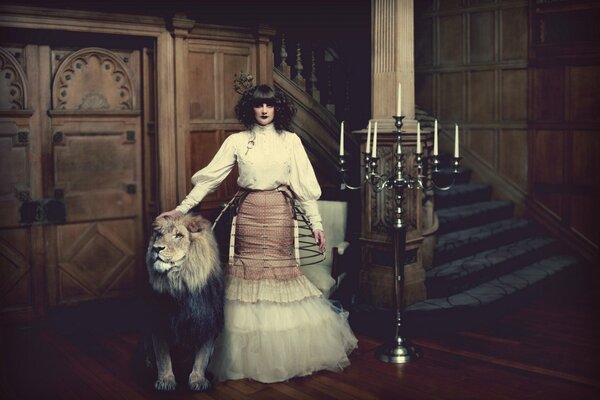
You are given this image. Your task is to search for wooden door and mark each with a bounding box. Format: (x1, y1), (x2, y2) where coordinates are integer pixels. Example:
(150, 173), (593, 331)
(0, 45), (44, 322)
(0, 43), (145, 321)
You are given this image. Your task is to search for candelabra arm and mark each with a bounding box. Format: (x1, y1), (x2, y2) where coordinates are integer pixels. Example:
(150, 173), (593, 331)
(414, 152), (426, 190)
(339, 154), (366, 190)
(430, 156), (463, 191)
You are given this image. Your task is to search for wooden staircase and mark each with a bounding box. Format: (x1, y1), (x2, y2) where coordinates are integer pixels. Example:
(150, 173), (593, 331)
(402, 161), (578, 331)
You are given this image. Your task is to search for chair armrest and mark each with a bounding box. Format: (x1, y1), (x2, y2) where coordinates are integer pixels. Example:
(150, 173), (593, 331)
(331, 241), (350, 278)
(333, 241), (350, 255)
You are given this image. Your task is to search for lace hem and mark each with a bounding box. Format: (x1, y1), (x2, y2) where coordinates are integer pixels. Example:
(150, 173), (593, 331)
(225, 274), (322, 303)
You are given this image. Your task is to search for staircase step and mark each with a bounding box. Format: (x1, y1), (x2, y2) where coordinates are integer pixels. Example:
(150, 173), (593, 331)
(437, 200), (514, 234)
(407, 255), (577, 313)
(352, 255), (577, 337)
(427, 236), (557, 298)
(435, 183), (492, 209)
(435, 218), (536, 265)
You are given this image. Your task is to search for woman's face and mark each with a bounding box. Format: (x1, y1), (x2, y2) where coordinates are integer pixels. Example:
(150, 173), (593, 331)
(253, 102), (275, 126)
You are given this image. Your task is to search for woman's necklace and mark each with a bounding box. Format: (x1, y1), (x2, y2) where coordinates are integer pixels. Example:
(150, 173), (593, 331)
(245, 131), (256, 155)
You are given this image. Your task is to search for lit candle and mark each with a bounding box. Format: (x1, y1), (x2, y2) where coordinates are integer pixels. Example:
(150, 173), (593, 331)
(339, 121), (344, 156)
(433, 119), (438, 156)
(454, 123), (459, 157)
(396, 83), (402, 116)
(366, 121), (372, 154)
(372, 121), (378, 158)
(416, 122), (421, 153)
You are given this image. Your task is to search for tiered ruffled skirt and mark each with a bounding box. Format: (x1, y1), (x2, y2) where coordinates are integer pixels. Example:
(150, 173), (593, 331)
(208, 189), (357, 383)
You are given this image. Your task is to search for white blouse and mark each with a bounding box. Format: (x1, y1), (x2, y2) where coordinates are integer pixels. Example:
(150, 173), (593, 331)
(175, 123), (323, 232)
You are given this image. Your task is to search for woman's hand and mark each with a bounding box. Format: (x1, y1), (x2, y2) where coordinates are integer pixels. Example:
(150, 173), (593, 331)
(313, 229), (326, 254)
(156, 209), (184, 220)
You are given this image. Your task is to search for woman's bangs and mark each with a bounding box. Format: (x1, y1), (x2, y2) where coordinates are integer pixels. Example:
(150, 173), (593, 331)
(251, 97), (275, 107)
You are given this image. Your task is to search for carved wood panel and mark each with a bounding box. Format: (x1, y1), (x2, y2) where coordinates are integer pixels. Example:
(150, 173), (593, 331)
(439, 14), (463, 66)
(0, 228), (35, 320)
(470, 10), (494, 64)
(439, 72), (464, 121)
(0, 48), (28, 110)
(469, 70), (494, 122)
(189, 129), (239, 212)
(51, 120), (140, 222)
(0, 120), (31, 227)
(531, 129), (564, 220)
(358, 135), (426, 308)
(501, 69), (527, 121)
(570, 130), (599, 246)
(361, 137), (422, 243)
(366, 146), (419, 240)
(55, 219), (136, 304)
(52, 47), (136, 111)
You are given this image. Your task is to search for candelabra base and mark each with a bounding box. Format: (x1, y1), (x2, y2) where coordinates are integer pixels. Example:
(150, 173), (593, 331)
(375, 336), (420, 364)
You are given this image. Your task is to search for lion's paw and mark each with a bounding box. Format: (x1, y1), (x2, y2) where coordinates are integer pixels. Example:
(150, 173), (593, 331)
(189, 373), (211, 392)
(154, 375), (176, 391)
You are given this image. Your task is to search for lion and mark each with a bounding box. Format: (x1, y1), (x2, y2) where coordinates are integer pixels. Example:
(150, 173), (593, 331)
(142, 213), (224, 392)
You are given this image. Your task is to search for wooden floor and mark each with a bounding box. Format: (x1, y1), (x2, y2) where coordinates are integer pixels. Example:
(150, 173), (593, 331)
(1, 272), (599, 400)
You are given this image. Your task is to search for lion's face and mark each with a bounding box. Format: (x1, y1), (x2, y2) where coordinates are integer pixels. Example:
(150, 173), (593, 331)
(149, 215), (210, 273)
(147, 214), (220, 295)
(150, 220), (190, 273)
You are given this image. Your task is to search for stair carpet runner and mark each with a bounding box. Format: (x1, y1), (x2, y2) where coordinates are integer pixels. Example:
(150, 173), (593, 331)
(405, 166), (578, 315)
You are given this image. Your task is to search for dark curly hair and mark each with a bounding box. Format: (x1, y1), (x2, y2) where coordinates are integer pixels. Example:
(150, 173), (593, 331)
(235, 85), (296, 132)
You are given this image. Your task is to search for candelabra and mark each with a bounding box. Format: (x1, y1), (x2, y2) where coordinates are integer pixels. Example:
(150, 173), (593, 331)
(339, 115), (461, 364)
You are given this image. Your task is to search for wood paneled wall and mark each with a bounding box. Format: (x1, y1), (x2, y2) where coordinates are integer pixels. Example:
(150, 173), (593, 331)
(415, 0), (529, 207)
(415, 0), (599, 261)
(181, 30), (254, 214)
(171, 24), (274, 217)
(527, 1), (600, 262)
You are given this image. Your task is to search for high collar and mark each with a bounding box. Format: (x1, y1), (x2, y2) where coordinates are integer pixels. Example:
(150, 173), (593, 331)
(252, 123), (277, 134)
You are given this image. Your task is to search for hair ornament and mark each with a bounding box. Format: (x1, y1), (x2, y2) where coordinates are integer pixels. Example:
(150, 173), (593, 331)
(234, 71), (255, 95)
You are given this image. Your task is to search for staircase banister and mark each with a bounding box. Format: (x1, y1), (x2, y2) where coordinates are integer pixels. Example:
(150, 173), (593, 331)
(275, 68), (339, 137)
(274, 68), (359, 166)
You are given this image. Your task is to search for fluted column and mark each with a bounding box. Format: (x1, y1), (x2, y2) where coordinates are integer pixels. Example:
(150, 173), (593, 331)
(371, 0), (416, 132)
(356, 0), (427, 308)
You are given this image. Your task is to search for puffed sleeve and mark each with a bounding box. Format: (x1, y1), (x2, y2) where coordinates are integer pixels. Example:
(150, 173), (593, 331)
(175, 134), (237, 214)
(288, 133), (323, 232)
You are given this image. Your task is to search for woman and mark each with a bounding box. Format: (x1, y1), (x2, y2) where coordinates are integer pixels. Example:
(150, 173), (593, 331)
(158, 84), (357, 383)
